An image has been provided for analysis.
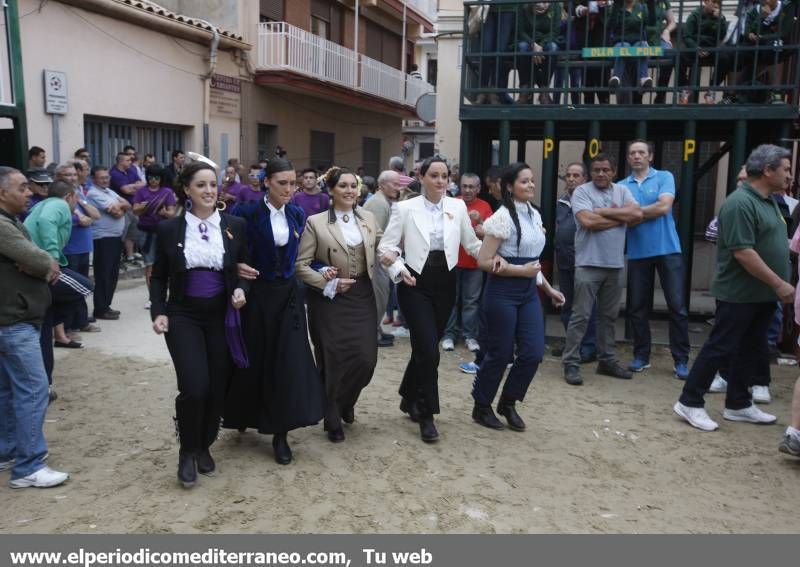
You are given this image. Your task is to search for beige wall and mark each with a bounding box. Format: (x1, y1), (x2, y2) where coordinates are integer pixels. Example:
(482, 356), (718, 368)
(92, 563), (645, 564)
(434, 0), (464, 161)
(242, 84), (403, 171)
(19, 0), (244, 165)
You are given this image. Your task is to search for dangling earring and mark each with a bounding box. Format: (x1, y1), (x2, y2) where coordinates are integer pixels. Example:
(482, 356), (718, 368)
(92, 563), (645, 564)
(184, 198), (192, 212)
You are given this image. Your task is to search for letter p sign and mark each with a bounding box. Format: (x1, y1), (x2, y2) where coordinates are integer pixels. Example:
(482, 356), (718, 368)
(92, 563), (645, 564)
(544, 138), (554, 160)
(683, 139), (696, 162)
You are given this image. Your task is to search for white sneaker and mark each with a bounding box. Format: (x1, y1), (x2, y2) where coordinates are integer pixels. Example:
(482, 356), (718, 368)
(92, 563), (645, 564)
(9, 466), (69, 489)
(709, 373), (727, 393)
(673, 402), (719, 431)
(723, 404), (776, 424)
(144, 300), (151, 310)
(465, 338), (480, 352)
(441, 338), (455, 351)
(750, 385), (771, 404)
(391, 327), (410, 338)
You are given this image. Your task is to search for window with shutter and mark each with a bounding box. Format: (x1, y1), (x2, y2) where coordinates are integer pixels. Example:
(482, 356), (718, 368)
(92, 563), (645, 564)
(259, 0), (283, 22)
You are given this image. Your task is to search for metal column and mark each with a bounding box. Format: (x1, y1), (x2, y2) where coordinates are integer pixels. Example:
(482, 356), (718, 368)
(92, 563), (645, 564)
(635, 121), (648, 141)
(498, 120), (510, 166)
(540, 120), (557, 267)
(678, 120), (698, 311)
(727, 120), (747, 194)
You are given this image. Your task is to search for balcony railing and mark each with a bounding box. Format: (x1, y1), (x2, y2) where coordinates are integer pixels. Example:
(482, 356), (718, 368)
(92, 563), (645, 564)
(257, 22), (435, 109)
(461, 0), (800, 107)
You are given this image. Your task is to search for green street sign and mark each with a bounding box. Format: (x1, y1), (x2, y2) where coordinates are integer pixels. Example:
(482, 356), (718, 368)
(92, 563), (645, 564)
(581, 46), (663, 58)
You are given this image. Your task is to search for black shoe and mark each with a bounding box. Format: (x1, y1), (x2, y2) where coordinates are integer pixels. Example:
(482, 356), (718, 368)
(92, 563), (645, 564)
(472, 403), (505, 430)
(107, 309), (120, 316)
(550, 345), (564, 357)
(196, 448), (215, 475)
(564, 366), (583, 386)
(580, 351), (598, 364)
(497, 398), (526, 431)
(327, 428), (345, 443)
(342, 406), (355, 424)
(87, 317), (97, 323)
(272, 433), (292, 465)
(378, 337), (394, 347)
(596, 360), (633, 380)
(400, 398), (421, 423)
(177, 452), (197, 488)
(419, 417), (439, 443)
(380, 332), (395, 341)
(95, 311), (119, 320)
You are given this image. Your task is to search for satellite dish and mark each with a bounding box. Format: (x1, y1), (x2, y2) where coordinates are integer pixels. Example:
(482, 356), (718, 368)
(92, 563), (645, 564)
(187, 151), (219, 171)
(415, 93), (436, 123)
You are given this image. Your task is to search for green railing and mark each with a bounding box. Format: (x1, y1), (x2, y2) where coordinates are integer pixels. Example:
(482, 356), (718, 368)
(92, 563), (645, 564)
(461, 0), (800, 107)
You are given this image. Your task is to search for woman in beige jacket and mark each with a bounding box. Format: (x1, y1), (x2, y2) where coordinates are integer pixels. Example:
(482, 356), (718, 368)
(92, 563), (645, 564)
(295, 167), (381, 443)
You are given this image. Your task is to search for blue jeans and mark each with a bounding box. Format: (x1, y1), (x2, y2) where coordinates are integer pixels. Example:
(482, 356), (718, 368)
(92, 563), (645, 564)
(0, 323), (50, 480)
(679, 301), (773, 410)
(558, 267), (597, 357)
(472, 258), (545, 405)
(612, 41), (649, 83)
(767, 301), (782, 347)
(628, 253), (690, 363)
(444, 268), (484, 342)
(480, 11), (515, 90)
(517, 41), (559, 89)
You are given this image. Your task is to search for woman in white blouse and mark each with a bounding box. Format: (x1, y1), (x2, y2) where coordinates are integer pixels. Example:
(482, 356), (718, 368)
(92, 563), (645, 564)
(472, 162), (564, 432)
(295, 167), (381, 443)
(378, 156), (484, 443)
(149, 161), (249, 488)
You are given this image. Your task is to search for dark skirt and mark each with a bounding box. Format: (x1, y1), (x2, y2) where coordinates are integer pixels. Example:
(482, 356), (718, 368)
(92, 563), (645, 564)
(222, 277), (325, 434)
(306, 277), (377, 430)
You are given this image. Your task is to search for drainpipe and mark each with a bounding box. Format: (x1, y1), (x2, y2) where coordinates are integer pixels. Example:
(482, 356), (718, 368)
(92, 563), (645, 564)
(196, 19), (219, 158)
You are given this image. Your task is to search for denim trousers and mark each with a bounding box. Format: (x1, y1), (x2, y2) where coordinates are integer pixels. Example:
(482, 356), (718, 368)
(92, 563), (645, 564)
(679, 301), (774, 410)
(563, 267), (624, 368)
(627, 253), (690, 363)
(444, 267), (484, 342)
(558, 267), (597, 357)
(516, 41), (559, 89)
(613, 41), (649, 82)
(472, 258), (544, 406)
(0, 322), (50, 479)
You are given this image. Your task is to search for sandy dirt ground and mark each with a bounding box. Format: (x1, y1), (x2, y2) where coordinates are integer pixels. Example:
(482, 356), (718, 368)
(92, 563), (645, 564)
(2, 280), (799, 534)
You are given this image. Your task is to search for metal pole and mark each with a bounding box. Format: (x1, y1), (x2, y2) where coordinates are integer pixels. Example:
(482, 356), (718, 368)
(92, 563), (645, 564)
(354, 0), (360, 84)
(460, 121), (472, 177)
(51, 114), (60, 164)
(635, 121), (647, 141)
(727, 120), (747, 194)
(540, 120), (557, 254)
(585, 120), (601, 167)
(401, 2), (407, 75)
(678, 120), (698, 311)
(498, 120), (510, 166)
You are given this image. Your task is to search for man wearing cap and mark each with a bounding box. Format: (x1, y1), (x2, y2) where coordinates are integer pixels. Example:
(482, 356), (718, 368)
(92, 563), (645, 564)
(0, 166), (70, 489)
(20, 168), (53, 221)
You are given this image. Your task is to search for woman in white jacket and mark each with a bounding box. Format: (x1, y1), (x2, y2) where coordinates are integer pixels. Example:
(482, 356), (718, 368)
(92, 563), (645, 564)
(378, 156), (491, 443)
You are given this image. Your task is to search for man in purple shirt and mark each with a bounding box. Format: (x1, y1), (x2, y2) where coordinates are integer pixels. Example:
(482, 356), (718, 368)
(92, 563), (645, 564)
(133, 166), (176, 294)
(109, 152), (145, 263)
(292, 168), (329, 218)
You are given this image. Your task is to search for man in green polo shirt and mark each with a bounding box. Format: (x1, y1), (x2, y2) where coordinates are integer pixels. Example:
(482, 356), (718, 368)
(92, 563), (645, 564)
(674, 144), (794, 431)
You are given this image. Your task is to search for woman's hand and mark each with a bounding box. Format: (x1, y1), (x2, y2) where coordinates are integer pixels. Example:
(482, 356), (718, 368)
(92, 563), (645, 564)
(533, 42), (544, 65)
(524, 261), (541, 279)
(380, 251), (398, 267)
(153, 315), (169, 334)
(231, 288), (246, 310)
(336, 278), (356, 294)
(237, 262), (259, 280)
(491, 255), (508, 274)
(400, 269), (417, 287)
(549, 289), (566, 308)
(322, 267), (338, 281)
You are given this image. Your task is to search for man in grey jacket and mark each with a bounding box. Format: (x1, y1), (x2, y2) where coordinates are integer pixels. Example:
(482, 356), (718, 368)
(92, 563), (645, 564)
(0, 166), (69, 489)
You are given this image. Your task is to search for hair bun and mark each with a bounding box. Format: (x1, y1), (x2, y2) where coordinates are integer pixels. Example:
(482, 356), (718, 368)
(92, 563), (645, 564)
(322, 166), (341, 187)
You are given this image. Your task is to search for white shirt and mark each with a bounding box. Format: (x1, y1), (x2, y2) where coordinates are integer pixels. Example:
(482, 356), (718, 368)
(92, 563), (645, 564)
(335, 210), (363, 246)
(266, 197), (289, 247)
(184, 210), (224, 271)
(424, 197), (445, 251)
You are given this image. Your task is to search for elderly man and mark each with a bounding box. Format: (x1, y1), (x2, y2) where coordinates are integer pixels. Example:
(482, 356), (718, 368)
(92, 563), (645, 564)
(562, 154), (643, 386)
(621, 140), (690, 379)
(364, 170), (402, 347)
(0, 167), (69, 488)
(674, 145), (794, 431)
(442, 173), (492, 353)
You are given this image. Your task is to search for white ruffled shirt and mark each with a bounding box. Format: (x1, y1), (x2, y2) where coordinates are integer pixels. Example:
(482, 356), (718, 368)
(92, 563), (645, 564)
(184, 210), (224, 271)
(335, 209), (364, 246)
(266, 197), (289, 247)
(482, 201), (546, 285)
(424, 197), (445, 251)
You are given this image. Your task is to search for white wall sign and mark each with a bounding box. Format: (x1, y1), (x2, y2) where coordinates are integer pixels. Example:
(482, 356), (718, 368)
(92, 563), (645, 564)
(43, 70), (68, 114)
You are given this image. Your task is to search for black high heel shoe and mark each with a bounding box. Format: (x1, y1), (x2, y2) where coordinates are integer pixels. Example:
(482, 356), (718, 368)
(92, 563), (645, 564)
(272, 433), (292, 465)
(177, 452), (197, 488)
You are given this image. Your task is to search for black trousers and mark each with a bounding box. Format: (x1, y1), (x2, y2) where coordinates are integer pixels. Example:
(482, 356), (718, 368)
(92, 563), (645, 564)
(397, 251), (456, 417)
(679, 301), (774, 411)
(164, 295), (231, 453)
(92, 237), (122, 317)
(66, 252), (91, 330)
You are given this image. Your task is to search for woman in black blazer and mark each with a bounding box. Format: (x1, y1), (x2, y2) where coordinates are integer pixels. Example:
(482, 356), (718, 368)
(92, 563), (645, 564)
(149, 161), (250, 489)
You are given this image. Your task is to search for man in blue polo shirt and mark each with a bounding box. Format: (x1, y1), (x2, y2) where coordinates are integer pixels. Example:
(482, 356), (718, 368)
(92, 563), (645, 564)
(621, 140), (690, 379)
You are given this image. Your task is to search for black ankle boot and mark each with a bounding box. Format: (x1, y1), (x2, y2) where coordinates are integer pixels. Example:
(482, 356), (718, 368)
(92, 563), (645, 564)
(342, 406), (355, 424)
(497, 398), (526, 431)
(419, 416), (439, 443)
(327, 427), (345, 443)
(272, 433), (292, 465)
(472, 403), (505, 430)
(400, 398), (421, 423)
(177, 452), (197, 488)
(196, 448), (216, 475)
